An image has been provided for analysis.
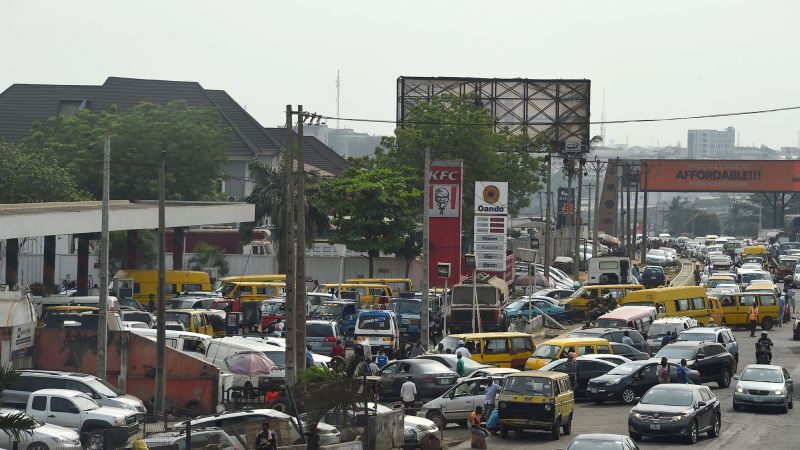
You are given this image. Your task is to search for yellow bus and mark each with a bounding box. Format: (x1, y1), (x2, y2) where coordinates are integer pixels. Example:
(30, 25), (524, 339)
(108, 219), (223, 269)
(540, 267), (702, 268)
(220, 281), (286, 302)
(320, 283), (393, 307)
(620, 286), (721, 325)
(345, 278), (413, 296)
(113, 270), (211, 305)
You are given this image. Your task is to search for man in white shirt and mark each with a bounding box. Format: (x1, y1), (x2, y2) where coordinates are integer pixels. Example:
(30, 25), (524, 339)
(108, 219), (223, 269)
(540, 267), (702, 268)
(621, 330), (634, 347)
(455, 340), (472, 359)
(400, 376), (418, 414)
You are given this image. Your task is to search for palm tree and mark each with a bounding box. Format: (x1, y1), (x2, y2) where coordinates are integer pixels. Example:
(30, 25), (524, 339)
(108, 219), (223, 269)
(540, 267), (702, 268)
(0, 366), (37, 441)
(188, 242), (229, 276)
(299, 357), (362, 450)
(241, 159), (330, 273)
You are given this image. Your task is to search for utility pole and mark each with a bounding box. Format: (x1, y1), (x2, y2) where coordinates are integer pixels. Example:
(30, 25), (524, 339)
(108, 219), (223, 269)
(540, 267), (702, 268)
(421, 149), (431, 348)
(589, 159), (605, 257)
(573, 158), (584, 279)
(295, 106), (307, 375)
(640, 162), (649, 266)
(284, 105), (297, 388)
(633, 169), (640, 260)
(155, 151), (167, 420)
(544, 153), (553, 281)
(97, 135), (110, 380)
(335, 71), (341, 129)
(625, 171), (632, 257)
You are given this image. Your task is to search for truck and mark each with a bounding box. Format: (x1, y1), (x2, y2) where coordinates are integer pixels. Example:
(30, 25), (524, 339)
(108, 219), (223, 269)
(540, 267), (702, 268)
(389, 296), (423, 338)
(26, 389), (139, 449)
(447, 275), (510, 333)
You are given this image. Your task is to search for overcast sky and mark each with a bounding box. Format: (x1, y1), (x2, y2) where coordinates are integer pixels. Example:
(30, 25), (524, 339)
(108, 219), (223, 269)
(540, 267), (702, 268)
(2, 0), (799, 149)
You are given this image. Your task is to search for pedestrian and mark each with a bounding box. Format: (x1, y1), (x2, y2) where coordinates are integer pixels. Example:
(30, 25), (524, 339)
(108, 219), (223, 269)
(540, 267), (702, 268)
(748, 303), (759, 337)
(658, 357), (670, 384)
(563, 352), (577, 389)
(787, 287), (796, 314)
(622, 330), (634, 347)
(708, 317), (716, 327)
(400, 375), (417, 414)
(376, 350), (389, 369)
(254, 421), (277, 450)
(273, 319), (285, 336)
(456, 340), (472, 359)
(305, 344), (314, 369)
(331, 339), (345, 358)
(484, 377), (501, 418)
(469, 405), (488, 449)
(368, 358), (380, 376)
(485, 407), (500, 436)
(671, 331), (678, 343)
(435, 343), (445, 354)
(312, 279), (320, 291)
(409, 340), (425, 358)
(778, 291), (786, 326)
(456, 353), (466, 377)
(676, 359), (689, 384)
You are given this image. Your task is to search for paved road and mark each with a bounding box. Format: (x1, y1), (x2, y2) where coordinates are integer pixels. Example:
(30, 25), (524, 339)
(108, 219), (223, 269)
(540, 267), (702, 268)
(449, 321), (800, 449)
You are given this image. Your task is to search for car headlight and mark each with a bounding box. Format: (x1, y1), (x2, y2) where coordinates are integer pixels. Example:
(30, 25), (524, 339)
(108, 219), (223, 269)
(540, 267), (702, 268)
(631, 412), (642, 420)
(736, 386), (744, 393)
(544, 404), (552, 411)
(670, 414), (689, 422)
(113, 416), (125, 425)
(607, 378), (620, 385)
(775, 389), (785, 395)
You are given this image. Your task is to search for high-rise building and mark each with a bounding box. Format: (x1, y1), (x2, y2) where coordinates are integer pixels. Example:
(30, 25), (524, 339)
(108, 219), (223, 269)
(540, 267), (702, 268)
(688, 127), (735, 159)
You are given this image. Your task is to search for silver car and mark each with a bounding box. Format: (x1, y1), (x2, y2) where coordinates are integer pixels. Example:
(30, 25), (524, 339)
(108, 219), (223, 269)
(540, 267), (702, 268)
(418, 376), (506, 429)
(143, 427), (244, 449)
(733, 364), (795, 413)
(0, 409), (82, 450)
(306, 319), (342, 355)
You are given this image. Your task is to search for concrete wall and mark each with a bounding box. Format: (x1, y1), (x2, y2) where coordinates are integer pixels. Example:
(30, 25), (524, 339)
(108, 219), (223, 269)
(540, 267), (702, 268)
(366, 409), (404, 450)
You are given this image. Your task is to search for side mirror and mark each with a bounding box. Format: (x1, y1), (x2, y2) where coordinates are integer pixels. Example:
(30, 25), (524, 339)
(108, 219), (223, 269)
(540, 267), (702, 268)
(695, 354), (704, 360)
(696, 401), (707, 408)
(732, 375), (739, 381)
(633, 397), (641, 403)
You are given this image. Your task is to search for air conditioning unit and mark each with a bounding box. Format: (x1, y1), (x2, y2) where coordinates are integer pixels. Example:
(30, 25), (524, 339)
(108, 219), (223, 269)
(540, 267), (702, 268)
(228, 196), (240, 202)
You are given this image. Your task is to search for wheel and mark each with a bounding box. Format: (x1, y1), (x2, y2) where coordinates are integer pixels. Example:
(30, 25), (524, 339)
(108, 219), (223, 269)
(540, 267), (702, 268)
(551, 417), (561, 440)
(562, 413), (572, 435)
(26, 443), (50, 450)
(789, 397), (794, 409)
(500, 426), (508, 439)
(718, 369), (732, 388)
(686, 420), (698, 444)
(762, 317), (775, 331)
(267, 397), (293, 414)
(781, 402), (789, 414)
(426, 410), (445, 429)
(733, 402), (741, 411)
(86, 429), (106, 450)
(621, 387), (636, 404)
(707, 413), (720, 438)
(629, 432), (642, 442)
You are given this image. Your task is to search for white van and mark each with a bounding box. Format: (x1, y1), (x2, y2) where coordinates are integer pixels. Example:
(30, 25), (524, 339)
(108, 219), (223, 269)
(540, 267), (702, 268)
(130, 328), (212, 356)
(587, 256), (634, 285)
(353, 310), (399, 357)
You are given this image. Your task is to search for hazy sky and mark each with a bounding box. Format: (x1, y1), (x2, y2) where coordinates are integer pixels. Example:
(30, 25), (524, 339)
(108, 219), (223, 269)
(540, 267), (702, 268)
(2, 0), (799, 149)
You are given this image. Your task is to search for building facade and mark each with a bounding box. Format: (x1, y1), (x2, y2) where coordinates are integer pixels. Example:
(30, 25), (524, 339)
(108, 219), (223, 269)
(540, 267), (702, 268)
(688, 127), (735, 158)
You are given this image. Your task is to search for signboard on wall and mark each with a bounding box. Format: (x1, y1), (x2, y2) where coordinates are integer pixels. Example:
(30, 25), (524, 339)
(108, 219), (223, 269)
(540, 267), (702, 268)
(474, 182), (508, 273)
(557, 187), (575, 229)
(428, 160), (463, 287)
(642, 160), (800, 193)
(11, 322), (34, 352)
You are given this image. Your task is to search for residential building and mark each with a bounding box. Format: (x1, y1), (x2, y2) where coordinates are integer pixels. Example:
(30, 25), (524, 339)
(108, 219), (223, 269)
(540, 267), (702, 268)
(687, 127), (735, 158)
(303, 123), (383, 158)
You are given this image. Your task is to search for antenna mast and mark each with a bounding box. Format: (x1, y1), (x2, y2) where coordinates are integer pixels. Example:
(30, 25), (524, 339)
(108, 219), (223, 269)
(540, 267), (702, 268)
(600, 88), (606, 144)
(336, 70), (341, 129)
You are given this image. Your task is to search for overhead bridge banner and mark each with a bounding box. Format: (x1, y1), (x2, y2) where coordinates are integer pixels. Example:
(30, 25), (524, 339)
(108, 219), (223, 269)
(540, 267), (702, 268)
(641, 160), (800, 192)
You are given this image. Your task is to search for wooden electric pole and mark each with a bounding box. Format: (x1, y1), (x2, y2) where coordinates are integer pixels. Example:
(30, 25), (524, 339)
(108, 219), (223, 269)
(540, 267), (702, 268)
(155, 151), (167, 419)
(295, 106), (307, 373)
(421, 148), (431, 349)
(97, 135), (110, 380)
(284, 105), (297, 388)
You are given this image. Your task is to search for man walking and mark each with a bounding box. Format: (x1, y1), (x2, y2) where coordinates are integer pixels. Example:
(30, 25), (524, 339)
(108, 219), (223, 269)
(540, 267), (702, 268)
(748, 303), (759, 337)
(401, 376), (417, 414)
(484, 377), (501, 418)
(456, 353), (466, 377)
(409, 340), (425, 358)
(778, 290), (786, 327)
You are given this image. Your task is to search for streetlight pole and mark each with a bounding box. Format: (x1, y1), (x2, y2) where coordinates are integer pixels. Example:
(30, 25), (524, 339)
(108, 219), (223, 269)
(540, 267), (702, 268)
(154, 150), (167, 420)
(97, 135), (110, 380)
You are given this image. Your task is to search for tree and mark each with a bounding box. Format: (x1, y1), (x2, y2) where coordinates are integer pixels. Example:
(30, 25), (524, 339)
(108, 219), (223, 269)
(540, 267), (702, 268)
(23, 101), (227, 201)
(375, 95), (546, 234)
(109, 230), (156, 273)
(394, 231), (423, 278)
(725, 200), (759, 237)
(241, 159), (330, 273)
(691, 212), (721, 237)
(315, 165), (421, 277)
(188, 242), (229, 276)
(0, 141), (87, 203)
(0, 366), (37, 440)
(664, 196), (692, 235)
(299, 357), (362, 450)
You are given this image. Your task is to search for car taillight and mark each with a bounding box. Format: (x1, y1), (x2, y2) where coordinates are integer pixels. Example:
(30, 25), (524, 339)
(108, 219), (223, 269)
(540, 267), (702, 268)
(422, 375), (434, 383)
(325, 336), (337, 342)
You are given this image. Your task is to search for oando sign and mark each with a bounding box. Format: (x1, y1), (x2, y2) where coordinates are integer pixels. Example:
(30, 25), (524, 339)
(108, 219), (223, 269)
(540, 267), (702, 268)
(474, 181), (508, 214)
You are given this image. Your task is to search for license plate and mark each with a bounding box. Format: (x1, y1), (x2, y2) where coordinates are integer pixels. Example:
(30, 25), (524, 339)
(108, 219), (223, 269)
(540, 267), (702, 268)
(438, 378), (452, 384)
(650, 424), (661, 430)
(754, 397), (764, 402)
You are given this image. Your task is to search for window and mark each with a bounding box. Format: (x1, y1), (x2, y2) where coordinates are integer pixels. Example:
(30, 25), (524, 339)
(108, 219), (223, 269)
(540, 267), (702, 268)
(58, 100), (91, 116)
(50, 397), (78, 413)
(739, 295), (756, 307)
(578, 345), (595, 355)
(691, 298), (706, 310)
(382, 363), (399, 374)
(485, 338), (509, 354)
(783, 368), (791, 380)
(596, 345), (611, 354)
(759, 295), (776, 306)
(133, 283), (141, 294)
(720, 296), (736, 307)
(609, 289), (624, 299)
(675, 299), (690, 311)
(167, 284), (178, 294)
(717, 334), (727, 344)
(398, 363), (411, 373)
(31, 396), (46, 411)
(699, 388), (713, 402)
(584, 361), (611, 372)
(182, 283), (203, 292)
(511, 337), (532, 353)
(65, 380), (95, 397)
(629, 332), (644, 343)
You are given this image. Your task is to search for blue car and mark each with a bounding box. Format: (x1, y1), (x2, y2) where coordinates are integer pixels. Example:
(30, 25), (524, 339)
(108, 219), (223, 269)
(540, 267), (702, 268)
(504, 296), (566, 320)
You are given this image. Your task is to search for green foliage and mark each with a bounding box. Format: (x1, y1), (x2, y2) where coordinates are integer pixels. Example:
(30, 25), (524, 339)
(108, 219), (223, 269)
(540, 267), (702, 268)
(0, 365), (37, 441)
(0, 140), (87, 203)
(314, 165), (422, 276)
(375, 94), (546, 233)
(691, 212), (721, 236)
(188, 242), (229, 276)
(298, 365), (362, 435)
(23, 101), (227, 201)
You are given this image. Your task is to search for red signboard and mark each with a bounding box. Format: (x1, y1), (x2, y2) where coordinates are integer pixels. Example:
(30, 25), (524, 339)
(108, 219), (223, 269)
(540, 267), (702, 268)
(429, 160), (463, 287)
(642, 160), (800, 193)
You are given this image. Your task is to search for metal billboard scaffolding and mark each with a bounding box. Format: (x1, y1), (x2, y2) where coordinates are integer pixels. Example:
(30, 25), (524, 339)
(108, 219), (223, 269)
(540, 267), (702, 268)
(396, 76), (591, 149)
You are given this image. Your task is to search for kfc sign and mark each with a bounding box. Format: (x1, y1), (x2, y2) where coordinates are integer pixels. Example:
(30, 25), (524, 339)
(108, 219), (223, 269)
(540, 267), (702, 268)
(431, 170), (460, 182)
(428, 160), (463, 287)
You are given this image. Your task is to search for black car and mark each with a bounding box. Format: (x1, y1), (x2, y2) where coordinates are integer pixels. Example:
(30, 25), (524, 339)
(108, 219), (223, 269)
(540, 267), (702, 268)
(568, 328), (650, 353)
(654, 341), (734, 388)
(415, 354), (487, 377)
(378, 359), (458, 400)
(640, 266), (667, 289)
(611, 342), (650, 361)
(567, 433), (641, 449)
(541, 357), (617, 398)
(587, 360), (700, 404)
(628, 384), (721, 444)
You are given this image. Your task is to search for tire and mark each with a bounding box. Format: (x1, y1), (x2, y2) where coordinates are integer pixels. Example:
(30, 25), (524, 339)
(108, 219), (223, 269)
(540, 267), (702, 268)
(426, 410), (445, 429)
(762, 317), (775, 331)
(500, 426), (508, 439)
(26, 443), (50, 450)
(621, 387), (636, 404)
(562, 413), (572, 435)
(86, 429), (106, 450)
(629, 432), (642, 442)
(789, 397), (794, 409)
(551, 417), (561, 440)
(708, 413), (720, 438)
(267, 397), (293, 414)
(686, 420), (698, 444)
(781, 402), (789, 414)
(718, 368), (732, 388)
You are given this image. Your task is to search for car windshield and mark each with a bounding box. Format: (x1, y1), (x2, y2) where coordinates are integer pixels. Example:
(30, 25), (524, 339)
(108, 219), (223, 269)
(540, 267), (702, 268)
(648, 324), (678, 338)
(655, 346), (698, 359)
(595, 318), (627, 328)
(531, 344), (560, 359)
(567, 438), (624, 450)
(261, 302), (285, 315)
(608, 363), (641, 375)
(740, 368), (783, 383)
(742, 273), (767, 284)
(678, 333), (715, 342)
(357, 315), (390, 330)
(312, 304), (344, 317)
(85, 377), (122, 397)
(640, 388), (694, 406)
(307, 323), (334, 337)
(706, 279), (732, 288)
(503, 376), (552, 395)
(393, 300), (420, 314)
(649, 250), (666, 257)
(165, 312), (191, 328)
(509, 299), (529, 309)
(73, 395), (100, 411)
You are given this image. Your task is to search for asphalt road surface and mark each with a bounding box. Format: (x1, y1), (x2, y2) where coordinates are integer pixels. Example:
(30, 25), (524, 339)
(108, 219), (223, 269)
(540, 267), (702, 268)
(448, 320), (800, 449)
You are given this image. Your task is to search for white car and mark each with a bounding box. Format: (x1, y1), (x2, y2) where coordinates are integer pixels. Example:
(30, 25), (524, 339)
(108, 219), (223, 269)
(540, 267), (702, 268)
(322, 403), (439, 449)
(122, 321), (150, 329)
(457, 367), (520, 383)
(143, 427), (243, 449)
(0, 409), (82, 450)
(710, 283), (739, 296)
(418, 376), (506, 429)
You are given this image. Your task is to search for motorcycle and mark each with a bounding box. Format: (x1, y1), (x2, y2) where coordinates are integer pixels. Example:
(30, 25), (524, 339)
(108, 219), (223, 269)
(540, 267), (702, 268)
(756, 342), (772, 364)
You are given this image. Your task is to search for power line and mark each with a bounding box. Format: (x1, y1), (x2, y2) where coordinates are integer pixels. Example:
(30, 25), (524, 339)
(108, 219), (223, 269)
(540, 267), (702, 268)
(317, 104), (800, 127)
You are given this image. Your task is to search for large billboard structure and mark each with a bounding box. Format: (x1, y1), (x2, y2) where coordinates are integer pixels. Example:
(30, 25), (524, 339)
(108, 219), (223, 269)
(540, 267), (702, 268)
(641, 160), (800, 193)
(397, 76), (592, 150)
